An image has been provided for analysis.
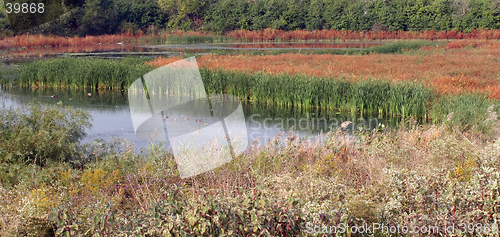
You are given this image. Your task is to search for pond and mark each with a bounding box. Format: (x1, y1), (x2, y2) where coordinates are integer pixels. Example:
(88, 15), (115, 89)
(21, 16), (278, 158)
(0, 86), (396, 152)
(0, 41), (399, 152)
(1, 41), (386, 61)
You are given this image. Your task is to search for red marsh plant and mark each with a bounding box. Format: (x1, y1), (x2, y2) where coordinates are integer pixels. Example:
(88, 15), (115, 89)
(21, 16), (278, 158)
(188, 40), (500, 99)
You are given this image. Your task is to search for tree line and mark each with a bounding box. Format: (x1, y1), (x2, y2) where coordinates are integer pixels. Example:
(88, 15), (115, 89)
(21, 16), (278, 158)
(205, 0), (500, 33)
(1, 0), (499, 36)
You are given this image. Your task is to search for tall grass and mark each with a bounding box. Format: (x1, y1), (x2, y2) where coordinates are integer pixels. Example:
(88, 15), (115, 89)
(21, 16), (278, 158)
(432, 94), (500, 132)
(15, 58), (154, 90)
(1, 106), (499, 235)
(13, 58), (433, 117)
(201, 68), (433, 118)
(8, 58), (500, 129)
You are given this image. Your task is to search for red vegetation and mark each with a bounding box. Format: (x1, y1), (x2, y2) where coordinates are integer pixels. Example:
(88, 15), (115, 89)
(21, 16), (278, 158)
(2, 29), (500, 51)
(149, 40), (500, 99)
(226, 29), (500, 42)
(0, 31), (212, 51)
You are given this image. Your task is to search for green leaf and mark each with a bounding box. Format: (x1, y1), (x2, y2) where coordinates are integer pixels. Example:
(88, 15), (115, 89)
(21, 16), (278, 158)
(56, 228), (64, 235)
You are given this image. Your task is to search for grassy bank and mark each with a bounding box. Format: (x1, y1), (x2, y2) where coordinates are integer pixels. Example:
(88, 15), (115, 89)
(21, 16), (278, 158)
(0, 104), (499, 236)
(5, 57), (499, 131)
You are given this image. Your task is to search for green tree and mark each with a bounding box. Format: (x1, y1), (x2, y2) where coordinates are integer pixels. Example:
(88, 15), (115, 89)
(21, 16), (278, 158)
(306, 0), (326, 30)
(116, 0), (168, 30)
(158, 0), (209, 30)
(81, 0), (118, 35)
(204, 0), (248, 33)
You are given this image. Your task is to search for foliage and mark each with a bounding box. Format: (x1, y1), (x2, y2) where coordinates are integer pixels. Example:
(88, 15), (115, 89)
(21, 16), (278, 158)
(0, 0), (13, 38)
(158, 0), (210, 30)
(0, 103), (91, 168)
(115, 0), (169, 33)
(205, 0), (500, 33)
(0, 112), (498, 235)
(80, 0), (119, 36)
(3, 0), (500, 35)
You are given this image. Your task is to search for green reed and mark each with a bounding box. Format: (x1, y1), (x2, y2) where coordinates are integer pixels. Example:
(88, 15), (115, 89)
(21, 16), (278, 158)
(15, 58), (154, 90)
(8, 58), (499, 129)
(200, 68), (433, 118)
(431, 93), (500, 132)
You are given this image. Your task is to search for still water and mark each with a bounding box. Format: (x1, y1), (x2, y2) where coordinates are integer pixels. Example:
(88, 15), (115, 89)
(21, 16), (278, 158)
(2, 42), (386, 61)
(0, 86), (395, 152)
(0, 41), (394, 152)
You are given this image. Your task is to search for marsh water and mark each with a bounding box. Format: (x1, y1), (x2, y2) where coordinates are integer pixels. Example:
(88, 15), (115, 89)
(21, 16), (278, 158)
(2, 41), (386, 60)
(1, 41), (398, 152)
(0, 86), (399, 151)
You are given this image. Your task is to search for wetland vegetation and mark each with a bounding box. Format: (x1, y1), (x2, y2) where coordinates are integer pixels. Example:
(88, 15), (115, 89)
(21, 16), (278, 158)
(1, 30), (500, 236)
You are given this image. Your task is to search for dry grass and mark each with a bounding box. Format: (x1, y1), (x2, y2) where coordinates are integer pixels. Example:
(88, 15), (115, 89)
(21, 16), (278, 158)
(1, 117), (499, 235)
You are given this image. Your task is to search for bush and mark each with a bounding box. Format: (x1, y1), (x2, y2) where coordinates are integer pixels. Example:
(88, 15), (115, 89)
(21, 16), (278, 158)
(0, 102), (91, 166)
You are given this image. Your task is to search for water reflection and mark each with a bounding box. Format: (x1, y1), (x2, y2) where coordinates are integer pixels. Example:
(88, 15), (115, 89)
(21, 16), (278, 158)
(224, 42), (384, 49)
(0, 87), (399, 152)
(2, 42), (387, 61)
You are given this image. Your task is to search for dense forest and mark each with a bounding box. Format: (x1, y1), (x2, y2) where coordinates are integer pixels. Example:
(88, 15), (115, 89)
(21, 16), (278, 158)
(1, 0), (500, 37)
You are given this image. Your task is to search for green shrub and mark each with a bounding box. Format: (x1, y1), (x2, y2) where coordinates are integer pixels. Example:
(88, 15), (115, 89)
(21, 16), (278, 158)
(0, 102), (91, 166)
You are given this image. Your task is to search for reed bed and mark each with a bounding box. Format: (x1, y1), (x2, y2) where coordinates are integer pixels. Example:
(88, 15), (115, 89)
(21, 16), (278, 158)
(0, 34), (138, 50)
(201, 69), (433, 118)
(7, 52), (500, 128)
(1, 43), (136, 60)
(9, 57), (433, 117)
(194, 40), (500, 99)
(227, 28), (500, 42)
(3, 28), (500, 51)
(13, 58), (154, 90)
(0, 31), (230, 51)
